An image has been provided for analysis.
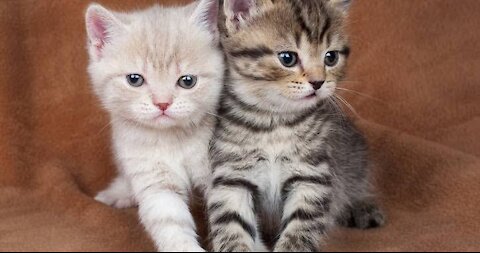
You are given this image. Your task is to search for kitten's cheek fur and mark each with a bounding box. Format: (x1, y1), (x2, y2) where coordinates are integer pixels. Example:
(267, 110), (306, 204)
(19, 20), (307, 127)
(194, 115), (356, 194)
(317, 83), (336, 100)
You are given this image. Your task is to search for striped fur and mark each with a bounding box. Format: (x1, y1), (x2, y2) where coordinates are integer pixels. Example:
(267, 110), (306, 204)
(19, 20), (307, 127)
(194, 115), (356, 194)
(208, 0), (384, 251)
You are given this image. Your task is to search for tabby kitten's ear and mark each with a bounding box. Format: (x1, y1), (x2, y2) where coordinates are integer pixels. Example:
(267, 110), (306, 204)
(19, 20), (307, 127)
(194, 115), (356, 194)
(85, 4), (125, 60)
(327, 0), (352, 15)
(223, 0), (257, 33)
(191, 0), (220, 42)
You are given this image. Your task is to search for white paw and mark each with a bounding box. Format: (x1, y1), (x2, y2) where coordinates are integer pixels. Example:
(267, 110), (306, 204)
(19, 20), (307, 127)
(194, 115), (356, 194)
(95, 190), (136, 209)
(182, 245), (206, 252)
(163, 244), (205, 252)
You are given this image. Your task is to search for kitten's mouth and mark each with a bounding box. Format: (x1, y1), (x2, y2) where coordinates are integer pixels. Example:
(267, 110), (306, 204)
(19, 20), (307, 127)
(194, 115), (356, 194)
(287, 92), (317, 102)
(303, 92), (317, 100)
(154, 113), (173, 121)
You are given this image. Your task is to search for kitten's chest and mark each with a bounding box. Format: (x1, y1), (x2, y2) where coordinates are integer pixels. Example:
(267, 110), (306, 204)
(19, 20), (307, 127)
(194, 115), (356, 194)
(254, 127), (301, 162)
(253, 128), (301, 203)
(114, 130), (209, 177)
(116, 142), (185, 172)
(252, 129), (317, 244)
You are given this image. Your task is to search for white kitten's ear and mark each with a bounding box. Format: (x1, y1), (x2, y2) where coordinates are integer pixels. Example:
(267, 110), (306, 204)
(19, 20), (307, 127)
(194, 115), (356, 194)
(85, 4), (125, 59)
(223, 0), (256, 32)
(327, 0), (352, 15)
(191, 0), (220, 41)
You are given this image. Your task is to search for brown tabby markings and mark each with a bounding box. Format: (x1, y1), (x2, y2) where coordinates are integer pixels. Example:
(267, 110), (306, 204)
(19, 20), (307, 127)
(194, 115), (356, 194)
(223, 0), (349, 88)
(208, 0), (385, 252)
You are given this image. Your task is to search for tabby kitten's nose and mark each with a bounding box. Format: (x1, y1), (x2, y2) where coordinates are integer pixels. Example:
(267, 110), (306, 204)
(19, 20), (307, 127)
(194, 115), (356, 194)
(310, 80), (325, 90)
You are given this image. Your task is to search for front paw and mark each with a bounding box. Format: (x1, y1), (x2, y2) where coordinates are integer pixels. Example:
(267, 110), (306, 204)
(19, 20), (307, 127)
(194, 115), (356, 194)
(337, 201), (385, 229)
(164, 244), (206, 252)
(274, 235), (318, 252)
(95, 190), (136, 209)
(214, 244), (253, 252)
(213, 238), (254, 252)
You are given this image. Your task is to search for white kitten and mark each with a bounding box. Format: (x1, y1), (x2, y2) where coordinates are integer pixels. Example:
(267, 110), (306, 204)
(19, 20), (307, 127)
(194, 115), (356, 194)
(85, 1), (223, 251)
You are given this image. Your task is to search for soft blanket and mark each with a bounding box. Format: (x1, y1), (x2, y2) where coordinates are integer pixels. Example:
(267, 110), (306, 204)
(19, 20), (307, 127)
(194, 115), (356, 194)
(0, 0), (479, 251)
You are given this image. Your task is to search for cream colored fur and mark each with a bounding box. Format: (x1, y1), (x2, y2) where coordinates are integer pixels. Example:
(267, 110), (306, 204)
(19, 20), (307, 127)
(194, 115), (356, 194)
(85, 1), (223, 251)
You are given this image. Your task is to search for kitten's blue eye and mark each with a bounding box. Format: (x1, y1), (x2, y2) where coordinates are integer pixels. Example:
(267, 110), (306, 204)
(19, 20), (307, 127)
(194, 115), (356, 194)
(278, 51), (298, 68)
(127, 74), (144, 87)
(324, 51), (339, 67)
(177, 75), (198, 89)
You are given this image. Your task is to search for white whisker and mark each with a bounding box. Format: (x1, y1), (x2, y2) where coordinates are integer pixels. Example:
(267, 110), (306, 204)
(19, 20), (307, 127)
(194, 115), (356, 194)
(96, 117), (121, 136)
(335, 87), (385, 103)
(327, 97), (348, 121)
(334, 94), (360, 119)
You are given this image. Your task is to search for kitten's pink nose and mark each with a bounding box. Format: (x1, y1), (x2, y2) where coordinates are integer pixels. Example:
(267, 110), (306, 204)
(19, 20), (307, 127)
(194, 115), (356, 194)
(156, 103), (171, 111)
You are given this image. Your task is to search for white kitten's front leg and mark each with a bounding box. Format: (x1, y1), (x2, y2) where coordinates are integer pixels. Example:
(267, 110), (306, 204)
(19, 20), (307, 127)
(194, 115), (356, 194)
(130, 170), (204, 252)
(95, 175), (136, 209)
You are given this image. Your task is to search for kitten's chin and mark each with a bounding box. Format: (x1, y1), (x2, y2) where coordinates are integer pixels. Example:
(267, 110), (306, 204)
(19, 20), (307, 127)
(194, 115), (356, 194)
(151, 115), (178, 129)
(120, 111), (205, 131)
(144, 114), (202, 130)
(273, 94), (321, 113)
(282, 88), (336, 112)
(123, 115), (180, 130)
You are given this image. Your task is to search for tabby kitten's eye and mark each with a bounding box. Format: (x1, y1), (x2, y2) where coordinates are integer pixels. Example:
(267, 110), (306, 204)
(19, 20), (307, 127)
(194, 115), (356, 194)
(324, 51), (339, 67)
(278, 51), (298, 67)
(177, 75), (198, 89)
(127, 74), (144, 87)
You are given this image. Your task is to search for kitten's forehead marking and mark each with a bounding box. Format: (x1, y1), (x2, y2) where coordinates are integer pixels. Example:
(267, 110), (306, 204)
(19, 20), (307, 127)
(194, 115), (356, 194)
(285, 0), (333, 45)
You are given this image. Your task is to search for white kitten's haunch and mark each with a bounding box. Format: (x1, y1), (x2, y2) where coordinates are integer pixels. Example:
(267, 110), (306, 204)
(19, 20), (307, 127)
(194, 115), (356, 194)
(85, 1), (223, 251)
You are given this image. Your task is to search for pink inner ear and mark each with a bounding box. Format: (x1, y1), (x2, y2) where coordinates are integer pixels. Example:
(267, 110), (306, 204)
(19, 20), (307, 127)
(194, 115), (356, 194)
(88, 13), (108, 55)
(232, 0), (253, 17)
(228, 0), (254, 29)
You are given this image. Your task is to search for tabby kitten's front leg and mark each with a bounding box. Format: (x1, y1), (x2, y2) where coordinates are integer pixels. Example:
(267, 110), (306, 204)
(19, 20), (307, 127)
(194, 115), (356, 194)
(274, 173), (334, 252)
(208, 175), (262, 252)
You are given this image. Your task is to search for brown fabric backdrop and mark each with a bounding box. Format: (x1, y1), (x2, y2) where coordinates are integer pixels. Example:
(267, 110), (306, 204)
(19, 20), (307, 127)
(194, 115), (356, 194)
(0, 0), (479, 251)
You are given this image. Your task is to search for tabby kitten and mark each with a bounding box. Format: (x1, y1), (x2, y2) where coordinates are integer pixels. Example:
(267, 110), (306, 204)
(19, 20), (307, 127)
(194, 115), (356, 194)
(85, 1), (222, 251)
(208, 0), (385, 251)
